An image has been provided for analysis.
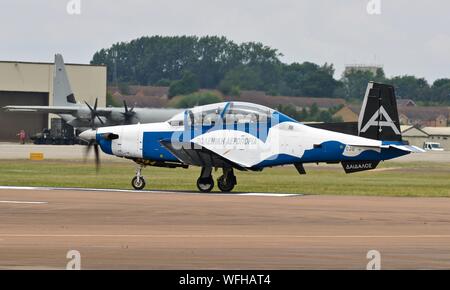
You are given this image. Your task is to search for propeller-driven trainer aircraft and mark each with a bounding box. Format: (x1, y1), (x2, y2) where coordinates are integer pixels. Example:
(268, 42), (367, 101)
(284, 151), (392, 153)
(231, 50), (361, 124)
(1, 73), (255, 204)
(80, 82), (424, 193)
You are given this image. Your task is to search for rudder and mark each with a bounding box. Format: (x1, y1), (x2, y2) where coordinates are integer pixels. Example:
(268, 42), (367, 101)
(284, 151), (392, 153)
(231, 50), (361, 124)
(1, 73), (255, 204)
(358, 82), (402, 141)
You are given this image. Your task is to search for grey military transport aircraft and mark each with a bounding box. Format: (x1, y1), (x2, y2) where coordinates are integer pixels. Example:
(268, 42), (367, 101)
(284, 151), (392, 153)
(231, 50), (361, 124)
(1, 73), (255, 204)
(3, 54), (182, 132)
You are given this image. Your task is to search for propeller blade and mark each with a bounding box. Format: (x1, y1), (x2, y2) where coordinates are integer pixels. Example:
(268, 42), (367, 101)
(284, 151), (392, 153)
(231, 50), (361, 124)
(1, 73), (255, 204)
(80, 129), (100, 172)
(96, 114), (105, 125)
(121, 100), (137, 124)
(83, 139), (96, 162)
(83, 143), (91, 162)
(94, 144), (100, 173)
(85, 101), (93, 112)
(85, 99), (105, 128)
(123, 100), (128, 113)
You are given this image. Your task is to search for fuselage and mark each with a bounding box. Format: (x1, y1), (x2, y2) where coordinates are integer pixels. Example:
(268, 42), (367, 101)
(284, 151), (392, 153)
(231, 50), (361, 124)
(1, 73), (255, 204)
(93, 102), (410, 170)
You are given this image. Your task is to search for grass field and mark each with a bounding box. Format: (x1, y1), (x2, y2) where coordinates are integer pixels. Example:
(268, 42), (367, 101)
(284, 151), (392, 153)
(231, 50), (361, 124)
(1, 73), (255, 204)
(0, 159), (449, 197)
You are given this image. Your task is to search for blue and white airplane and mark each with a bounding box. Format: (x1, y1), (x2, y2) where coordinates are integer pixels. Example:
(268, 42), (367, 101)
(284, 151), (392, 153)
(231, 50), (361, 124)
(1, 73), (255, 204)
(80, 82), (424, 192)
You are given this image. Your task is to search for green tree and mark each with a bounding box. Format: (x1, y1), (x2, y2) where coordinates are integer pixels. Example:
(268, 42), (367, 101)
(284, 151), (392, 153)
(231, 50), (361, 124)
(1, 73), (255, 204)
(341, 69), (375, 100)
(168, 71), (200, 97)
(91, 35), (450, 105)
(106, 92), (121, 107)
(431, 79), (450, 104)
(280, 62), (339, 97)
(309, 103), (319, 118)
(387, 75), (430, 101)
(173, 92), (222, 108)
(276, 103), (343, 122)
(277, 104), (299, 120)
(219, 66), (263, 94)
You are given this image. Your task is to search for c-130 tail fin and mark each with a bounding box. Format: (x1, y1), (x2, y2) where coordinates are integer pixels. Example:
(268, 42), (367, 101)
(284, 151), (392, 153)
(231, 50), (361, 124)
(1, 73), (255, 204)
(53, 54), (77, 106)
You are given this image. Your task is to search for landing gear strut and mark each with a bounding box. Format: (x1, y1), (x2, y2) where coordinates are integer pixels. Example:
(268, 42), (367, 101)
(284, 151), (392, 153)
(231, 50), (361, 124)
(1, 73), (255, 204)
(196, 167), (214, 193)
(132, 165), (146, 190)
(217, 167), (236, 192)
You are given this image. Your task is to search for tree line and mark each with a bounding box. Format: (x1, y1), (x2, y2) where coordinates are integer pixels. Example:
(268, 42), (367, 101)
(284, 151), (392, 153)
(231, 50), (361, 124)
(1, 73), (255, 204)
(91, 35), (450, 104)
(339, 68), (450, 105)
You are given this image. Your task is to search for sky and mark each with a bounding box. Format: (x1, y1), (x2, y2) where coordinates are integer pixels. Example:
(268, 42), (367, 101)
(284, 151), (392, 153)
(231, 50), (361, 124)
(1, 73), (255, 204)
(0, 0), (449, 83)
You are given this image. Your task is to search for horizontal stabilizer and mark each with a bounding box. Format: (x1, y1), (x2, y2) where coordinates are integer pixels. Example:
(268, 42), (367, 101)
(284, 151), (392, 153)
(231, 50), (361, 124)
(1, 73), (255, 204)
(388, 144), (426, 153)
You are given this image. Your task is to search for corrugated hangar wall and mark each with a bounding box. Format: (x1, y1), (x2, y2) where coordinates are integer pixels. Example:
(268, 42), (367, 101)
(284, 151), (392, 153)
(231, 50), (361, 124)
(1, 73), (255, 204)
(0, 60), (107, 141)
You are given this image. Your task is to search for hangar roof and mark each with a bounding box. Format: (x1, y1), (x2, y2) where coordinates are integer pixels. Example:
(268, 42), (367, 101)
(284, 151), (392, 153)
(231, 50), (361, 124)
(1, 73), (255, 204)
(422, 127), (450, 136)
(0, 60), (105, 67)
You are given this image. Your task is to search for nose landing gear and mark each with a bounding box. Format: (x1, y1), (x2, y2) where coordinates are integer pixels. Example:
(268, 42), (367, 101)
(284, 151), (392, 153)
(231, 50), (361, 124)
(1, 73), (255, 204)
(131, 165), (146, 190)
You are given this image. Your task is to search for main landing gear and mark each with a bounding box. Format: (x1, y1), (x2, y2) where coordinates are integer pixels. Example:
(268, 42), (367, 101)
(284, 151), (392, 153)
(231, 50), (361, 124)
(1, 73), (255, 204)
(217, 167), (236, 192)
(131, 165), (146, 190)
(130, 163), (237, 193)
(196, 167), (214, 193)
(196, 167), (237, 193)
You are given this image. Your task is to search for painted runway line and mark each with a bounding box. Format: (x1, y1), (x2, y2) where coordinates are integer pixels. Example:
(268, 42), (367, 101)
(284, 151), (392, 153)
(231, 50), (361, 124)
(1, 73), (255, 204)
(0, 186), (302, 197)
(0, 200), (47, 205)
(0, 234), (449, 239)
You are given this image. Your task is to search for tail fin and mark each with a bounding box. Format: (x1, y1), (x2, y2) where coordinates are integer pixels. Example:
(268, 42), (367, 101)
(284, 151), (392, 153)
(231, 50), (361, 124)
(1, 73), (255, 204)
(358, 82), (402, 141)
(53, 54), (77, 106)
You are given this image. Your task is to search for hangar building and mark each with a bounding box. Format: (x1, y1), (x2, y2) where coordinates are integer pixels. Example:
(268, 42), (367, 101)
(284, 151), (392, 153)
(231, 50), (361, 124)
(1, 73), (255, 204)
(0, 60), (106, 141)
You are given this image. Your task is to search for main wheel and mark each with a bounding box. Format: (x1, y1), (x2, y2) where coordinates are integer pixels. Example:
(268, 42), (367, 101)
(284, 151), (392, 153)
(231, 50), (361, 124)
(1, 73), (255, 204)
(217, 175), (236, 192)
(131, 176), (146, 190)
(196, 177), (214, 193)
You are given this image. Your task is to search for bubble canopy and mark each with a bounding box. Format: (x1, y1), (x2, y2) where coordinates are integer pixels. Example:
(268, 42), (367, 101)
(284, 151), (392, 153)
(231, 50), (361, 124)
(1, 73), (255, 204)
(167, 102), (293, 126)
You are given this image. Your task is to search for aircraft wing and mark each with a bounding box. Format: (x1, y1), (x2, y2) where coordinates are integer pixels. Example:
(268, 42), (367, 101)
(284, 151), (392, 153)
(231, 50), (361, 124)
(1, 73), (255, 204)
(159, 140), (248, 170)
(3, 105), (80, 115)
(89, 107), (113, 116)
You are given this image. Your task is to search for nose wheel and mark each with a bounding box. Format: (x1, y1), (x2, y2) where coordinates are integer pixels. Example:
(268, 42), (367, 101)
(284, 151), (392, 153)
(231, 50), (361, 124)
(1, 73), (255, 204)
(132, 176), (146, 190)
(132, 165), (146, 190)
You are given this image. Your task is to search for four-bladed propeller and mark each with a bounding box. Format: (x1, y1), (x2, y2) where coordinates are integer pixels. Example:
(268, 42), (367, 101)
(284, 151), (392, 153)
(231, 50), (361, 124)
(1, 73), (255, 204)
(121, 100), (136, 124)
(80, 127), (100, 172)
(79, 130), (120, 173)
(81, 98), (130, 172)
(85, 98), (104, 128)
(84, 138), (100, 172)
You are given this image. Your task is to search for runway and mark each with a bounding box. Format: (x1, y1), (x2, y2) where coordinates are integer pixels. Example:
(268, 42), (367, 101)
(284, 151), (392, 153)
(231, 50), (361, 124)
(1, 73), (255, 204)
(1, 187), (450, 269)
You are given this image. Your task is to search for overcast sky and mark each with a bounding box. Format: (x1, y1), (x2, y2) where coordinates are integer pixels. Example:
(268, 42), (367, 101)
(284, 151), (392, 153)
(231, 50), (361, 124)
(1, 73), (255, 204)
(0, 0), (449, 82)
